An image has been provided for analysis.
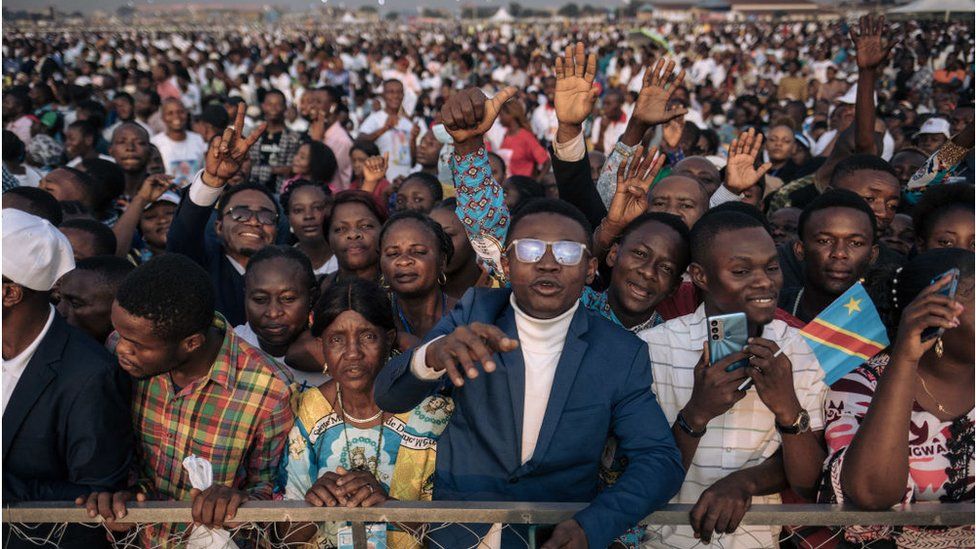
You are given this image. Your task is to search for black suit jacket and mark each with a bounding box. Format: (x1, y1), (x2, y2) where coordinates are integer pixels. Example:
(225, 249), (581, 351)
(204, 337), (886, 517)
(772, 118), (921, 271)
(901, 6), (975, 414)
(167, 192), (248, 326)
(2, 313), (133, 549)
(550, 146), (608, 231)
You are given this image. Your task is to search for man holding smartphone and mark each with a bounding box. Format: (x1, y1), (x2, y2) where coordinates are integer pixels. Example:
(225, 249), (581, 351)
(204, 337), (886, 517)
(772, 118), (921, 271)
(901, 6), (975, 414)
(638, 210), (828, 548)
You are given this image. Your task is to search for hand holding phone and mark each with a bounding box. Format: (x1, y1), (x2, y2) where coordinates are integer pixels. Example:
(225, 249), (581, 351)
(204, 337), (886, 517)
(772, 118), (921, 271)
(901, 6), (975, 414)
(707, 313), (750, 372)
(920, 268), (960, 342)
(893, 268), (964, 363)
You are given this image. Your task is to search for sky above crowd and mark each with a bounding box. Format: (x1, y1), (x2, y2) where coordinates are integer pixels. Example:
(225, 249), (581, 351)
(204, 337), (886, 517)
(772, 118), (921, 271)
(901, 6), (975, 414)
(5, 0), (595, 13)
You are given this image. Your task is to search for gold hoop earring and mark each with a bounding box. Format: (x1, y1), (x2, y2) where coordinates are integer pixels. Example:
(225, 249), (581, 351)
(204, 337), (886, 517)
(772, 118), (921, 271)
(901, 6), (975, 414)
(935, 337), (944, 358)
(437, 272), (447, 286)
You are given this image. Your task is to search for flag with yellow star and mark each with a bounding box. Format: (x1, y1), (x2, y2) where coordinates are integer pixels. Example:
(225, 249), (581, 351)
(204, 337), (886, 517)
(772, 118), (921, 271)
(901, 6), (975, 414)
(799, 282), (890, 385)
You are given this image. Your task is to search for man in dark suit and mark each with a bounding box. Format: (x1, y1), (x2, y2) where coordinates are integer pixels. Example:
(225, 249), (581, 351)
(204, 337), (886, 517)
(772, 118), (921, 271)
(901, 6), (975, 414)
(167, 103), (276, 326)
(375, 198), (684, 549)
(2, 209), (133, 549)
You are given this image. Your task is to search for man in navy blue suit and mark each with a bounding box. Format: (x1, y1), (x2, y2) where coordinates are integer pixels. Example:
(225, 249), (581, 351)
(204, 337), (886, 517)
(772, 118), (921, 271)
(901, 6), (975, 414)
(375, 188), (684, 545)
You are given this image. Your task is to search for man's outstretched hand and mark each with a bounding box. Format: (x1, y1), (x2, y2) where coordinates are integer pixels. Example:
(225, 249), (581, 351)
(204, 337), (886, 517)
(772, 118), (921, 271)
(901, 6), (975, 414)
(633, 58), (687, 127)
(850, 14), (899, 72)
(553, 42), (600, 127)
(425, 322), (519, 387)
(203, 103), (266, 188)
(440, 87), (518, 151)
(725, 128), (772, 194)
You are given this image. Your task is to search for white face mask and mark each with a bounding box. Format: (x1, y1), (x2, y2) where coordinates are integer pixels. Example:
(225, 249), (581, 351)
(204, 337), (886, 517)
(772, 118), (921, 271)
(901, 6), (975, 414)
(431, 123), (453, 145)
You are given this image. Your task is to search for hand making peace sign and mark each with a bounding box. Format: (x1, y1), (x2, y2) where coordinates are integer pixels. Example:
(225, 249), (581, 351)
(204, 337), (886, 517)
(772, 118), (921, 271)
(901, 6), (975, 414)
(202, 103), (267, 188)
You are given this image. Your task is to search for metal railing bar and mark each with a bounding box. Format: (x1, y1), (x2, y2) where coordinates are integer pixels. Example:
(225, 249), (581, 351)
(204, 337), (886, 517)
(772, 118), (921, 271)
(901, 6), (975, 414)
(2, 502), (972, 527)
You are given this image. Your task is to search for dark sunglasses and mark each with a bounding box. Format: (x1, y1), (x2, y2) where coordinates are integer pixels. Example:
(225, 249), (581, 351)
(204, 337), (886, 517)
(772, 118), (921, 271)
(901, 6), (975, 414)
(506, 239), (589, 266)
(224, 206), (278, 226)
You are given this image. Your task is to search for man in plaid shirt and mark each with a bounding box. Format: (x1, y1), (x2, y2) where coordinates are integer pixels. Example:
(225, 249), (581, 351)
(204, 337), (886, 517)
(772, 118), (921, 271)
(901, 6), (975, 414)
(78, 107), (296, 546)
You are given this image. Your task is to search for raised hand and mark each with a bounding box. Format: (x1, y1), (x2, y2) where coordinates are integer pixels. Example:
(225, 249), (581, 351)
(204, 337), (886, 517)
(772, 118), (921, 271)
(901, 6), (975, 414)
(633, 58), (688, 127)
(607, 145), (665, 230)
(553, 41), (599, 126)
(425, 322), (519, 387)
(850, 14), (898, 71)
(662, 117), (685, 150)
(135, 173), (174, 204)
(363, 152), (389, 185)
(892, 271), (963, 363)
(203, 103), (267, 187)
(308, 108), (331, 142)
(440, 86), (518, 145)
(725, 128), (772, 193)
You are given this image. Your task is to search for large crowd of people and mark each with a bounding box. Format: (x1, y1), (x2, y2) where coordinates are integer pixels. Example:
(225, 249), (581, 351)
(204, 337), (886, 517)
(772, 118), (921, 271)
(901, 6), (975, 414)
(1, 11), (974, 549)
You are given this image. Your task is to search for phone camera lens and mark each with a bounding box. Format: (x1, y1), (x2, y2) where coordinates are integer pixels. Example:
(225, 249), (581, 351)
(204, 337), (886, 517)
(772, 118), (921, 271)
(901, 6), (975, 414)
(711, 334), (720, 340)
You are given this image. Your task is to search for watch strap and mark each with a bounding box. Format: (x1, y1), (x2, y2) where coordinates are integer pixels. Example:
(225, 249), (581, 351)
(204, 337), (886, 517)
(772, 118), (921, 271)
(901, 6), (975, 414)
(677, 411), (707, 438)
(776, 409), (810, 435)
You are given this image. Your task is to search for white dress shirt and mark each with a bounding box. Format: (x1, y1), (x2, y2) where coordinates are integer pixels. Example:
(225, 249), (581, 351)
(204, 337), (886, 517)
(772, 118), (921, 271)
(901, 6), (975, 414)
(2, 305), (56, 414)
(637, 304), (827, 548)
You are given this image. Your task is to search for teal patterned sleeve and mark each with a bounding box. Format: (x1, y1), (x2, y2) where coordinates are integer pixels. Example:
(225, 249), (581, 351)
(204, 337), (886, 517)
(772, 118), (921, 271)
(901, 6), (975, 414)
(451, 147), (510, 283)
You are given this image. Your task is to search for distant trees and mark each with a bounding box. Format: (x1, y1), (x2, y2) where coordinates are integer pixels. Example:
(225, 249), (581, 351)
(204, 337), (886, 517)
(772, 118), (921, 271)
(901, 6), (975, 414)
(557, 3), (580, 16)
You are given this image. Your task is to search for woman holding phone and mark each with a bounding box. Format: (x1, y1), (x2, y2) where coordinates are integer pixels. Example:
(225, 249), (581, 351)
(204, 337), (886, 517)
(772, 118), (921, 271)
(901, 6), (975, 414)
(822, 248), (974, 547)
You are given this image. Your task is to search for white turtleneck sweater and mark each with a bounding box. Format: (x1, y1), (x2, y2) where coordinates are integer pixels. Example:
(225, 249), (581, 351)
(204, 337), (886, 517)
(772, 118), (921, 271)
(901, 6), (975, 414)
(410, 296), (580, 549)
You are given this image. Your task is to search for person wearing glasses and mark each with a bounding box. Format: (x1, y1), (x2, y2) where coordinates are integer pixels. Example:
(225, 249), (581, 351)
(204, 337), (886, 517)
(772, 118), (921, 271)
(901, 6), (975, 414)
(167, 104), (278, 326)
(374, 85), (684, 549)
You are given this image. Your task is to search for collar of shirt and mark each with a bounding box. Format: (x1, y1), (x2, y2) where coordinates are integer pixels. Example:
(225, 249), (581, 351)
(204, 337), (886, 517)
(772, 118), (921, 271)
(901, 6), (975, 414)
(2, 305), (56, 412)
(226, 255), (246, 275)
(200, 314), (236, 391)
(510, 294), (578, 354)
(169, 314), (236, 396)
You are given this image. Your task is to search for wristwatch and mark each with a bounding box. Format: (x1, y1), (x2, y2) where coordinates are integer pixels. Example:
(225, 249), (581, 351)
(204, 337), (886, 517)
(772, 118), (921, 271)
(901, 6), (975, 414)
(776, 409), (810, 435)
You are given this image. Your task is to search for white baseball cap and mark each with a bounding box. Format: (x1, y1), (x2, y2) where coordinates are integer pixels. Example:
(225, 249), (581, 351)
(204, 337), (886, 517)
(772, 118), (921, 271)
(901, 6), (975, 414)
(144, 190), (181, 211)
(2, 209), (75, 291)
(838, 84), (877, 105)
(914, 117), (951, 138)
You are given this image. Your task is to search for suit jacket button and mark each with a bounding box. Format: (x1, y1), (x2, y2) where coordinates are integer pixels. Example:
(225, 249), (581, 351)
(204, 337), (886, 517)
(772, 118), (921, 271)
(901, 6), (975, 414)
(509, 477), (519, 484)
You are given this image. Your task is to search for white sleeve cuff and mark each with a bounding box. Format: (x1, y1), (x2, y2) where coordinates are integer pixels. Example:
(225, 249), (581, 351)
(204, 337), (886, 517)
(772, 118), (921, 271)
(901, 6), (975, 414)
(410, 336), (447, 381)
(552, 130), (586, 162)
(188, 170), (224, 207)
(709, 184), (743, 208)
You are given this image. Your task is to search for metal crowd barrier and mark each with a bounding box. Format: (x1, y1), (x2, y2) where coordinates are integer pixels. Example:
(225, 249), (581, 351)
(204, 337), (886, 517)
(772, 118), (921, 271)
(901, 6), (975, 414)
(3, 501), (973, 548)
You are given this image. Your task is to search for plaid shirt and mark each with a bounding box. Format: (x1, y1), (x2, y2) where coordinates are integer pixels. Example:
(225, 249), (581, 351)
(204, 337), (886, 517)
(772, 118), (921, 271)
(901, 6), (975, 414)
(247, 128), (306, 192)
(127, 315), (295, 545)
